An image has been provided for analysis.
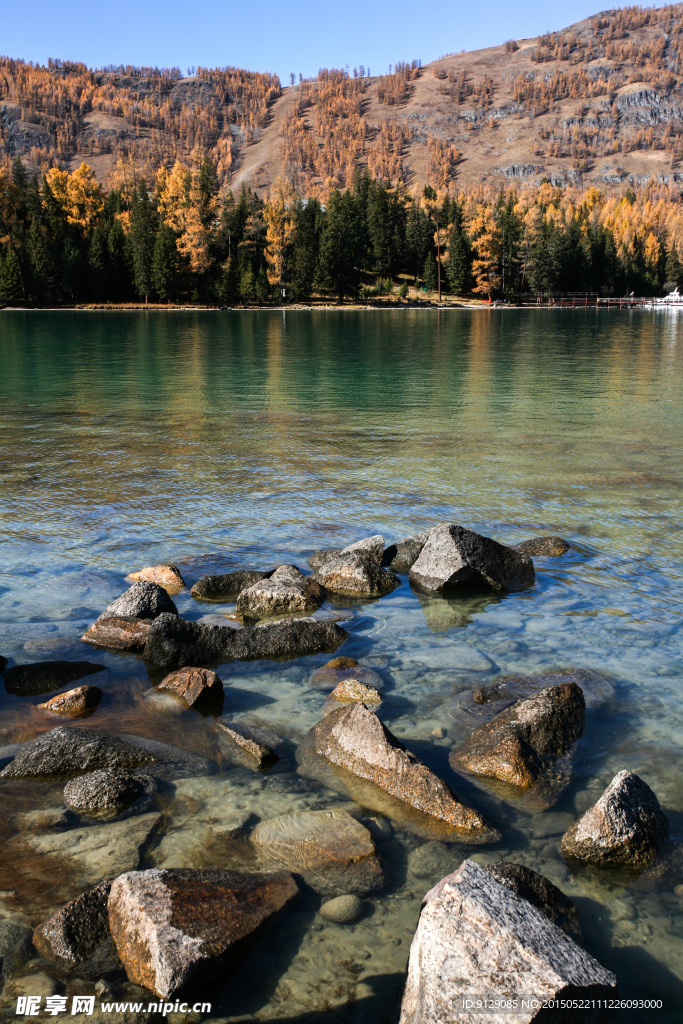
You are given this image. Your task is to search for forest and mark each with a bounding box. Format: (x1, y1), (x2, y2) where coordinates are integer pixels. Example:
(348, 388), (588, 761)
(2, 155), (683, 306)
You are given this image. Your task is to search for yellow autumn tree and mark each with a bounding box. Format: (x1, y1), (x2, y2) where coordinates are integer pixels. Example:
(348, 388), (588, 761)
(468, 203), (502, 298)
(264, 176), (298, 289)
(45, 164), (104, 229)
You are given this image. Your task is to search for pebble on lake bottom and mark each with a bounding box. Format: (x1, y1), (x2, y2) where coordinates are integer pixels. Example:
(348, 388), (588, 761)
(320, 894), (364, 924)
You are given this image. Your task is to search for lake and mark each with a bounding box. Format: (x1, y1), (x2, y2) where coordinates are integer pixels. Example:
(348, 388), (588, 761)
(0, 309), (681, 1022)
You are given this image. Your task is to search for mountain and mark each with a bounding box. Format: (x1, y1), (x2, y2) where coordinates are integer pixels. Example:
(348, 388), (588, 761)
(3, 5), (683, 195)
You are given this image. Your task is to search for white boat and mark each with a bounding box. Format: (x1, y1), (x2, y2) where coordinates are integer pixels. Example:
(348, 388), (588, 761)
(648, 287), (683, 307)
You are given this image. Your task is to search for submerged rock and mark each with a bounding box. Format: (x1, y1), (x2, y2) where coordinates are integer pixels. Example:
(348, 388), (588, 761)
(251, 809), (384, 896)
(63, 769), (153, 816)
(307, 703), (494, 841)
(108, 868), (298, 998)
(236, 564), (325, 617)
(398, 859), (616, 1024)
(0, 727), (157, 779)
(0, 920), (34, 986)
(144, 613), (348, 670)
(156, 667), (224, 710)
(81, 616), (151, 652)
(383, 532), (429, 572)
(37, 685), (103, 718)
(3, 661), (105, 696)
(484, 861), (582, 942)
(127, 565), (185, 592)
(462, 668), (615, 715)
(514, 536), (571, 557)
(330, 678), (382, 704)
(190, 570), (273, 601)
(216, 720), (280, 771)
(561, 770), (670, 868)
(309, 657), (383, 692)
(313, 552), (400, 597)
(409, 523), (535, 592)
(320, 894), (364, 924)
(33, 881), (113, 969)
(100, 582), (178, 621)
(450, 683), (585, 788)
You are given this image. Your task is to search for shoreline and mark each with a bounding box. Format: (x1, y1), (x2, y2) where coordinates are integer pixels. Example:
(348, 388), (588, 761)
(0, 301), (655, 313)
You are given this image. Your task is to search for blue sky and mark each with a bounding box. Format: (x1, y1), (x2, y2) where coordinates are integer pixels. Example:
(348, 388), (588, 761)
(3, 1), (607, 82)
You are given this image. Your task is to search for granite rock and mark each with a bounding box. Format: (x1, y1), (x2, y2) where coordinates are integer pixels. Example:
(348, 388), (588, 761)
(127, 565), (185, 593)
(341, 534), (385, 563)
(251, 809), (384, 896)
(383, 532), (429, 572)
(37, 685), (103, 718)
(0, 920), (34, 984)
(3, 661), (105, 696)
(514, 536), (571, 557)
(32, 881), (113, 969)
(398, 859), (616, 1024)
(330, 678), (382, 704)
(190, 570), (273, 601)
(409, 523), (535, 592)
(63, 769), (154, 816)
(108, 868), (298, 998)
(236, 564), (325, 617)
(0, 727), (157, 779)
(308, 549), (343, 571)
(313, 552), (400, 597)
(156, 667), (224, 710)
(81, 616), (151, 652)
(100, 582), (178, 621)
(484, 861), (583, 941)
(450, 683), (585, 788)
(216, 720), (280, 771)
(561, 770), (670, 868)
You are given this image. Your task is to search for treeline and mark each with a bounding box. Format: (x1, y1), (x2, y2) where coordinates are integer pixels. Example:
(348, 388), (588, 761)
(2, 155), (683, 306)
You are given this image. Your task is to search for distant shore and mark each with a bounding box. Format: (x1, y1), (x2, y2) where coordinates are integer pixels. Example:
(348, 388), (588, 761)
(0, 299), (650, 312)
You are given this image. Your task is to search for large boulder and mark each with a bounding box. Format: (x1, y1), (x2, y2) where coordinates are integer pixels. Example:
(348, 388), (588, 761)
(81, 616), (151, 651)
(99, 582), (178, 621)
(236, 564), (325, 617)
(449, 683), (585, 788)
(514, 537), (571, 557)
(251, 809), (384, 895)
(108, 868), (298, 998)
(0, 727), (157, 779)
(305, 703), (494, 842)
(127, 565), (185, 592)
(409, 524), (535, 592)
(383, 532), (429, 572)
(33, 881), (113, 970)
(484, 862), (582, 942)
(216, 720), (281, 771)
(156, 667), (224, 711)
(63, 769), (154, 816)
(3, 661), (105, 696)
(37, 685), (103, 718)
(561, 771), (670, 868)
(143, 613), (348, 670)
(190, 569), (273, 601)
(398, 859), (616, 1024)
(313, 552), (400, 597)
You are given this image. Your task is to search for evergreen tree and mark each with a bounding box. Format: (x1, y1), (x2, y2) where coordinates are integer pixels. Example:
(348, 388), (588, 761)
(26, 221), (51, 302)
(318, 189), (362, 302)
(423, 252), (437, 292)
(107, 220), (130, 302)
(152, 224), (178, 301)
(446, 205), (472, 296)
(129, 180), (157, 302)
(665, 241), (683, 292)
(290, 198), (323, 299)
(0, 247), (23, 305)
(88, 228), (109, 301)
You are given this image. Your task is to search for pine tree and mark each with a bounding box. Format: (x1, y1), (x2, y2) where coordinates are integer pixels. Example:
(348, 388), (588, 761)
(318, 189), (362, 302)
(88, 228), (109, 301)
(152, 224), (178, 301)
(446, 219), (472, 296)
(0, 247), (23, 305)
(129, 180), (157, 302)
(422, 252), (437, 292)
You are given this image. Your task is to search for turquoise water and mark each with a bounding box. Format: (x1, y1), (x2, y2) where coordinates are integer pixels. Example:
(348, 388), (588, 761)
(0, 309), (681, 1021)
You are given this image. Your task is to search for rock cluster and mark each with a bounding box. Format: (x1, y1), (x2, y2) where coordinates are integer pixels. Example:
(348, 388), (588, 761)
(236, 564), (325, 617)
(561, 770), (670, 867)
(37, 685), (103, 718)
(409, 523), (535, 592)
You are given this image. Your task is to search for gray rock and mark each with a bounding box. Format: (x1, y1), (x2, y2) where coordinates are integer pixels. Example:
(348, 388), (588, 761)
(216, 721), (280, 771)
(32, 881), (114, 970)
(398, 859), (617, 1024)
(407, 841), (460, 881)
(341, 534), (385, 563)
(561, 770), (670, 868)
(251, 809), (384, 896)
(100, 582), (178, 621)
(3, 661), (105, 696)
(63, 769), (155, 816)
(236, 564), (325, 618)
(0, 920), (34, 984)
(383, 532), (429, 572)
(118, 735), (217, 781)
(108, 868), (298, 998)
(320, 894), (364, 924)
(514, 536), (571, 557)
(308, 549), (343, 571)
(409, 524), (535, 592)
(312, 552), (400, 597)
(26, 812), (162, 887)
(190, 569), (273, 601)
(0, 727), (157, 779)
(303, 703), (495, 842)
(484, 862), (582, 941)
(143, 613), (348, 669)
(450, 683), (585, 789)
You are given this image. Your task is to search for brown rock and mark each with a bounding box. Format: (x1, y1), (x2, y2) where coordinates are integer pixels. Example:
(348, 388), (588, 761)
(156, 667), (224, 710)
(309, 658), (383, 692)
(307, 703), (494, 841)
(514, 536), (571, 557)
(37, 686), (103, 718)
(81, 616), (151, 652)
(330, 678), (382, 704)
(450, 683), (585, 788)
(108, 868), (298, 998)
(216, 720), (280, 771)
(127, 565), (185, 593)
(251, 809), (384, 895)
